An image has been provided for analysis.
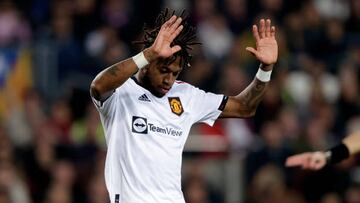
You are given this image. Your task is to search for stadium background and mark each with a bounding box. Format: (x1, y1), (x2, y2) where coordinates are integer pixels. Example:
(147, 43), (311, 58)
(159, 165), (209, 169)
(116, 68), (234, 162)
(0, 0), (359, 202)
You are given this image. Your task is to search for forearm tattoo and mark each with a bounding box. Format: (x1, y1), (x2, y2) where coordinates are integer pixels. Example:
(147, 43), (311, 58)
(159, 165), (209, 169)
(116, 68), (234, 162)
(239, 79), (267, 113)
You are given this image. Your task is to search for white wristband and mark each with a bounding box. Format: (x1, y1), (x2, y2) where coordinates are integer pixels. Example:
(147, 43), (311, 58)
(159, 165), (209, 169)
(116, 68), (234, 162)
(256, 68), (272, 82)
(132, 51), (149, 69)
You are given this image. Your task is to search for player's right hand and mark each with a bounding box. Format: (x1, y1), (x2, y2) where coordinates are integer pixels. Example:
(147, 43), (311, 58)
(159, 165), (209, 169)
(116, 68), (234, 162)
(146, 15), (183, 62)
(285, 152), (327, 170)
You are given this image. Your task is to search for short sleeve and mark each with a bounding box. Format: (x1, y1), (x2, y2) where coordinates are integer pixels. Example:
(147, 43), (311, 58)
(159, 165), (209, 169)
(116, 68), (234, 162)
(91, 89), (119, 117)
(190, 87), (224, 126)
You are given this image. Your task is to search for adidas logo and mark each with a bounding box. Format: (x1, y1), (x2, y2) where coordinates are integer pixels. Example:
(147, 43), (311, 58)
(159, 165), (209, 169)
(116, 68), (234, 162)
(138, 94), (151, 102)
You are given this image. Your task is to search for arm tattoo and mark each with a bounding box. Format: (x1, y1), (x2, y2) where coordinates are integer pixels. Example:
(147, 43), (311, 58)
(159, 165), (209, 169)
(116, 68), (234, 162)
(90, 58), (137, 101)
(239, 79), (267, 114)
(107, 64), (121, 77)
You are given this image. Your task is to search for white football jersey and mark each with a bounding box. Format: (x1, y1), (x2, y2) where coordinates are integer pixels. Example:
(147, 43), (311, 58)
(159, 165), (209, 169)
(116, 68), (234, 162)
(92, 78), (225, 203)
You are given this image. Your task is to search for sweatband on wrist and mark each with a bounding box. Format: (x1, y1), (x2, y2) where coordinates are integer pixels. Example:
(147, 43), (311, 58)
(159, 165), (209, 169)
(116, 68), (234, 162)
(132, 51), (149, 69)
(326, 143), (350, 164)
(256, 68), (272, 82)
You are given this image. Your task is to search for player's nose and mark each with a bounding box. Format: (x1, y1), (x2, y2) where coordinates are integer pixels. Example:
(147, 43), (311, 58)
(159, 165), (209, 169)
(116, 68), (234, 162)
(163, 73), (174, 85)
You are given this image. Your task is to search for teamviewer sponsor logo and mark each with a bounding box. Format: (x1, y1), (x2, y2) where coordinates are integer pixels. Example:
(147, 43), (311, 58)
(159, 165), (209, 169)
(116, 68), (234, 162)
(148, 124), (183, 137)
(132, 116), (148, 134)
(132, 116), (183, 138)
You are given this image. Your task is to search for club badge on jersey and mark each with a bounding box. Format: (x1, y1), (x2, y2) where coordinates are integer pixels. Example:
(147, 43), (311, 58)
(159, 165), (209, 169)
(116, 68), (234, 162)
(168, 97), (184, 116)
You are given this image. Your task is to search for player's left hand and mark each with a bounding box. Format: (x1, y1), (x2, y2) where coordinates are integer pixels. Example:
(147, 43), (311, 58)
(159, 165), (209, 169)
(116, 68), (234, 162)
(246, 19), (278, 70)
(285, 152), (327, 170)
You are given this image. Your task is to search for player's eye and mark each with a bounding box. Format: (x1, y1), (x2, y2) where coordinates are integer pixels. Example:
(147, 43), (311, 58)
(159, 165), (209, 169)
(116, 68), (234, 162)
(160, 67), (168, 74)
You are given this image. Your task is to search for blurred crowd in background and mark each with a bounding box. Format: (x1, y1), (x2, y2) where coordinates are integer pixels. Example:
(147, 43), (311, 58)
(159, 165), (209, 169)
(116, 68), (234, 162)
(0, 0), (359, 202)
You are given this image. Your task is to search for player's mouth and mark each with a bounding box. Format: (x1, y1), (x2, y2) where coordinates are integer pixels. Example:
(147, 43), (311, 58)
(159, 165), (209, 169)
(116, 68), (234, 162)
(159, 86), (170, 94)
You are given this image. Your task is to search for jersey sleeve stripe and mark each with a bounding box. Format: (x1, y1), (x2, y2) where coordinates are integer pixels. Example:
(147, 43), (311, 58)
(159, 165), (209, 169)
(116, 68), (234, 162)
(218, 96), (228, 111)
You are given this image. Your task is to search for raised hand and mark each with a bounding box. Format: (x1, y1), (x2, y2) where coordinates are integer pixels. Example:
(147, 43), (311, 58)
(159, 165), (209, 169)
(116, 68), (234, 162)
(285, 152), (327, 170)
(146, 15), (184, 61)
(246, 19), (278, 69)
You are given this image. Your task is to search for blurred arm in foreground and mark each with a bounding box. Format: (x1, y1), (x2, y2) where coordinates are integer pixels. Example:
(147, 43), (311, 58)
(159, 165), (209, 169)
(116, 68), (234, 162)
(285, 132), (360, 170)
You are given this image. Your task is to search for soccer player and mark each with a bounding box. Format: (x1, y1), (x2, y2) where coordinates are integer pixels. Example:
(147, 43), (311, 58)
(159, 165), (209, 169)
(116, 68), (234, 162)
(286, 131), (360, 170)
(90, 9), (278, 203)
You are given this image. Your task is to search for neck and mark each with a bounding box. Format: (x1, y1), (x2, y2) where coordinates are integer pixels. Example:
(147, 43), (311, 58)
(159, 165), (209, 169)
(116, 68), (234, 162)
(133, 71), (163, 98)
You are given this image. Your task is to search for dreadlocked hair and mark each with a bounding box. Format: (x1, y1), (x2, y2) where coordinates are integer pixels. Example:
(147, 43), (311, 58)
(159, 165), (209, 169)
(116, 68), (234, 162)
(134, 8), (200, 69)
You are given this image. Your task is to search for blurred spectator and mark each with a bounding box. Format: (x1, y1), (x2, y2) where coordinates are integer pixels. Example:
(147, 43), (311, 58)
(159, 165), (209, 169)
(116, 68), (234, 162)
(164, 0), (190, 12)
(0, 161), (31, 203)
(320, 193), (342, 203)
(49, 100), (72, 144)
(33, 0), (83, 99)
(86, 174), (109, 203)
(217, 62), (254, 151)
(0, 126), (31, 203)
(183, 176), (212, 203)
(181, 56), (215, 91)
(248, 164), (306, 203)
(85, 25), (129, 67)
(302, 117), (333, 150)
(322, 20), (347, 71)
(192, 0), (218, 24)
(258, 0), (285, 22)
(223, 0), (249, 34)
(345, 184), (360, 203)
(314, 0), (350, 21)
(197, 13), (234, 61)
(253, 82), (283, 130)
(335, 65), (360, 135)
(44, 160), (76, 203)
(245, 121), (293, 184)
(277, 106), (301, 141)
(101, 0), (131, 29)
(283, 11), (306, 52)
(0, 187), (11, 203)
(19, 122), (57, 202)
(345, 0), (360, 33)
(183, 162), (223, 203)
(0, 0), (31, 47)
(71, 102), (105, 146)
(73, 0), (101, 42)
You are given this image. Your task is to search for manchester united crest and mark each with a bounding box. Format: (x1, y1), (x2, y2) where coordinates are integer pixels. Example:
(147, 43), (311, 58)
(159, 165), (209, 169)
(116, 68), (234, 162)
(168, 97), (184, 116)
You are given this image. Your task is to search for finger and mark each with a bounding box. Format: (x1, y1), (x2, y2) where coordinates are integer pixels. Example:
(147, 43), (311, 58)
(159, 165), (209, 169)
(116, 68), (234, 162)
(303, 156), (312, 169)
(286, 160), (303, 167)
(270, 26), (276, 38)
(171, 45), (182, 54)
(286, 153), (311, 167)
(259, 19), (265, 38)
(157, 16), (177, 45)
(162, 15), (177, 30)
(245, 47), (258, 56)
(285, 156), (304, 167)
(302, 162), (308, 169)
(252, 25), (260, 42)
(265, 19), (271, 37)
(168, 17), (182, 34)
(169, 25), (183, 42)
